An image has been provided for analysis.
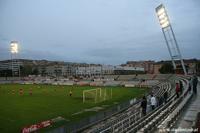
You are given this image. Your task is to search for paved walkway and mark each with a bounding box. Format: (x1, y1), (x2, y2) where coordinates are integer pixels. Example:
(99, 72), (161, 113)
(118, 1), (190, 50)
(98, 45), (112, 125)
(174, 79), (200, 132)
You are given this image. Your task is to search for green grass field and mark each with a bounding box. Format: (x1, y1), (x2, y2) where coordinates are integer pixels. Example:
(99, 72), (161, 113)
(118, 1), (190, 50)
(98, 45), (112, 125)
(0, 84), (148, 133)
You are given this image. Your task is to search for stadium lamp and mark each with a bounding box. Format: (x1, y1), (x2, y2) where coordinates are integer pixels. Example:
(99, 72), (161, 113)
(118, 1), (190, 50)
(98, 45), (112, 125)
(10, 41), (19, 54)
(155, 4), (187, 75)
(156, 4), (170, 29)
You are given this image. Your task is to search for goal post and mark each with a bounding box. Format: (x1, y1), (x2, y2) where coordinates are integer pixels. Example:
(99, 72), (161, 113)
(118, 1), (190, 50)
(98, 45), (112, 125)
(103, 88), (113, 101)
(83, 88), (100, 103)
(82, 88), (112, 103)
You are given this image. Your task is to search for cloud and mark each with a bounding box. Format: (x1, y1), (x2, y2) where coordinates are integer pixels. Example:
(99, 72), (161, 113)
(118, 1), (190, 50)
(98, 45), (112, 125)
(0, 0), (200, 64)
(85, 44), (170, 65)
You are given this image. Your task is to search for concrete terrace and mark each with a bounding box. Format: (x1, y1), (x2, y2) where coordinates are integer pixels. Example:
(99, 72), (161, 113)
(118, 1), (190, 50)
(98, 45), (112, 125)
(174, 78), (200, 132)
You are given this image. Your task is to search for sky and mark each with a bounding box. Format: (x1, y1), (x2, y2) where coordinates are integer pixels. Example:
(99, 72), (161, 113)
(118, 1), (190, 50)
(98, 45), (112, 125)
(0, 0), (200, 65)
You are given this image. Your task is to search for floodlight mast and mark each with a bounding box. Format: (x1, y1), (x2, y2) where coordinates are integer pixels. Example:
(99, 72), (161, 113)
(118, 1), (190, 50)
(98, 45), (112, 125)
(10, 41), (20, 77)
(156, 4), (187, 75)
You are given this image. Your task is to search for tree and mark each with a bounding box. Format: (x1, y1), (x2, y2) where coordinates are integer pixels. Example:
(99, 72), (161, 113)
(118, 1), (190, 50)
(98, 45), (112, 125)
(176, 64), (188, 74)
(159, 63), (174, 74)
(20, 65), (32, 76)
(32, 68), (39, 75)
(0, 69), (12, 77)
(41, 68), (46, 76)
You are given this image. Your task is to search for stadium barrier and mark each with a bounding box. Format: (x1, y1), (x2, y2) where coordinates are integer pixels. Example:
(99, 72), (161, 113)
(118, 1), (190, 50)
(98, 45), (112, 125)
(47, 99), (135, 133)
(90, 81), (104, 86)
(76, 81), (90, 86)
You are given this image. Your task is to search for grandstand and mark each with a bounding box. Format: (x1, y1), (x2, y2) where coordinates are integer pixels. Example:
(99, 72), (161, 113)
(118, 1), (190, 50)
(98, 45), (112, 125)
(136, 74), (154, 80)
(154, 74), (173, 80)
(103, 81), (121, 86)
(117, 75), (136, 81)
(13, 74), (172, 88)
(72, 75), (195, 133)
(103, 75), (119, 80)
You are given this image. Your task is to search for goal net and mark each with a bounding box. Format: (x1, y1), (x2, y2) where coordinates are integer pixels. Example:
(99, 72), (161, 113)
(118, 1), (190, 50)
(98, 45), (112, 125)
(83, 88), (112, 103)
(83, 88), (100, 103)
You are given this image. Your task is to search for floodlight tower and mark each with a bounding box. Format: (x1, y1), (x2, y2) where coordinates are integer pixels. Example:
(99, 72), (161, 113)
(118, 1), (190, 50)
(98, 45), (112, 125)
(155, 4), (187, 75)
(10, 41), (20, 77)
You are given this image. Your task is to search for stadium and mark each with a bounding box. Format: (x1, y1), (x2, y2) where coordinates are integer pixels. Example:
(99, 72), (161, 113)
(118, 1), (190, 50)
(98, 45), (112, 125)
(0, 1), (200, 133)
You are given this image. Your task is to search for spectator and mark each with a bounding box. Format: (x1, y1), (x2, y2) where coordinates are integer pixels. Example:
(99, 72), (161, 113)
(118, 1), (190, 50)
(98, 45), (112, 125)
(176, 82), (180, 98)
(193, 75), (198, 94)
(163, 89), (168, 103)
(157, 96), (163, 106)
(179, 81), (183, 94)
(188, 77), (192, 94)
(140, 96), (147, 116)
(150, 94), (156, 110)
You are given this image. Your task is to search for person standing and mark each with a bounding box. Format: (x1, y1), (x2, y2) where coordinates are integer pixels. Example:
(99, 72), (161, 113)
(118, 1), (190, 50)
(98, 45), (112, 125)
(150, 94), (156, 110)
(19, 88), (23, 96)
(193, 75), (198, 94)
(176, 82), (180, 98)
(29, 88), (32, 96)
(188, 77), (192, 94)
(12, 89), (15, 95)
(163, 89), (168, 103)
(69, 90), (72, 97)
(179, 81), (183, 95)
(141, 96), (147, 116)
(157, 96), (163, 106)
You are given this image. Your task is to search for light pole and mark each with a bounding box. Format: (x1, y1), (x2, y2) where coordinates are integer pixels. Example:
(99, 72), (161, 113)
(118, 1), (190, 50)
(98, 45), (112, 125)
(155, 4), (187, 75)
(10, 41), (20, 77)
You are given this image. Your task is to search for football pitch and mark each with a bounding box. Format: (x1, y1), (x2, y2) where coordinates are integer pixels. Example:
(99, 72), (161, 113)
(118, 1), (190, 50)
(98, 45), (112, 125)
(0, 84), (148, 133)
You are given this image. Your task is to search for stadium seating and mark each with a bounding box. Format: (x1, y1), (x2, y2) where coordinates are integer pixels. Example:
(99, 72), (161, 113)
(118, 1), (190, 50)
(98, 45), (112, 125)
(117, 75), (136, 81)
(103, 81), (121, 86)
(82, 78), (174, 133)
(103, 75), (119, 80)
(154, 74), (173, 80)
(135, 77), (191, 133)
